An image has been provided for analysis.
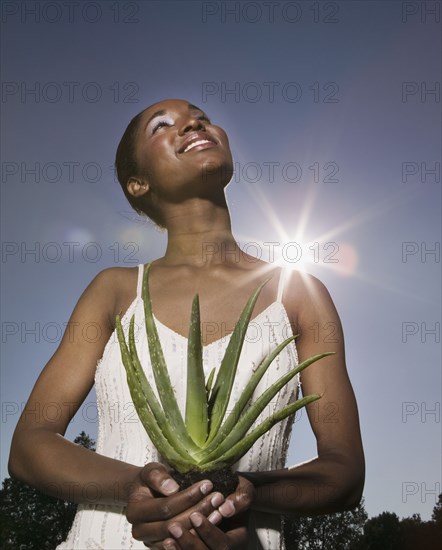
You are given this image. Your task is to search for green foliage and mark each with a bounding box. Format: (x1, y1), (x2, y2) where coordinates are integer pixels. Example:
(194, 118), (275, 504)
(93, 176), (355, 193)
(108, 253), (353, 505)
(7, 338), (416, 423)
(399, 513), (441, 550)
(360, 509), (441, 550)
(0, 476), (76, 549)
(0, 432), (95, 550)
(360, 511), (403, 550)
(431, 492), (442, 527)
(73, 431), (96, 450)
(283, 497), (442, 550)
(117, 263), (332, 473)
(283, 498), (368, 550)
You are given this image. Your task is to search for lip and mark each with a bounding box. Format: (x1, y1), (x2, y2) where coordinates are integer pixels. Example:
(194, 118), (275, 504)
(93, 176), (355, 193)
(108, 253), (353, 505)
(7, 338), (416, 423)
(178, 132), (217, 154)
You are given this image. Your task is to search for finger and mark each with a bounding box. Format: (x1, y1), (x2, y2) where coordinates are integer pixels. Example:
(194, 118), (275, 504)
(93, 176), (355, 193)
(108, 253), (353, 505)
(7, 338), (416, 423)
(189, 513), (240, 549)
(147, 530), (198, 550)
(127, 480), (214, 524)
(131, 491), (224, 543)
(191, 513), (248, 549)
(218, 499), (236, 519)
(168, 522), (208, 550)
(157, 537), (179, 550)
(219, 476), (254, 518)
(140, 462), (180, 496)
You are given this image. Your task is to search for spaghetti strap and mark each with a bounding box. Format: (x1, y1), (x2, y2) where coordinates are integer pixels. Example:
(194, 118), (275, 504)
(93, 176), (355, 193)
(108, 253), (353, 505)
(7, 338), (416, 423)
(136, 264), (144, 298)
(276, 267), (288, 302)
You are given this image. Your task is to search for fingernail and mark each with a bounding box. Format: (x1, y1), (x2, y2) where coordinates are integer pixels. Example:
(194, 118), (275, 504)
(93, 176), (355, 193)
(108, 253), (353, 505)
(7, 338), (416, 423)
(211, 493), (224, 507)
(208, 510), (222, 525)
(219, 500), (236, 517)
(168, 524), (182, 538)
(190, 512), (203, 528)
(200, 480), (213, 495)
(161, 478), (180, 495)
(164, 542), (177, 550)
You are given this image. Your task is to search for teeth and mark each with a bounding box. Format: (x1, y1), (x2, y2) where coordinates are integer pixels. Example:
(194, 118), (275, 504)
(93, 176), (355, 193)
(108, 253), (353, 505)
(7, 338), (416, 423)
(183, 139), (211, 153)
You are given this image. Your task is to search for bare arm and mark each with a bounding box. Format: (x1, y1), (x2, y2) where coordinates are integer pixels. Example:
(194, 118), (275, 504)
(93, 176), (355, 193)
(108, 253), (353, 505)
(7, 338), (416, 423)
(8, 268), (148, 505)
(239, 273), (365, 516)
(9, 267), (228, 550)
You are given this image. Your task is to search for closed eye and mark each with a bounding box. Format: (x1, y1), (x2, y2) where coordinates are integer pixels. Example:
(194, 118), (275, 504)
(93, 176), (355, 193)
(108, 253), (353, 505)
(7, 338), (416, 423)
(151, 114), (211, 135)
(152, 119), (173, 134)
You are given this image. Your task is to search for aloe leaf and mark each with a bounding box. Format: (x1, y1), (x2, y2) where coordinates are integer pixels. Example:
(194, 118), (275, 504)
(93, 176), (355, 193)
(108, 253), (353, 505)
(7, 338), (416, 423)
(185, 294), (208, 446)
(117, 269), (335, 476)
(207, 279), (270, 443)
(201, 335), (296, 454)
(116, 315), (193, 472)
(128, 316), (197, 455)
(128, 315), (164, 420)
(201, 394), (321, 470)
(201, 352), (334, 462)
(206, 367), (216, 397)
(142, 263), (200, 454)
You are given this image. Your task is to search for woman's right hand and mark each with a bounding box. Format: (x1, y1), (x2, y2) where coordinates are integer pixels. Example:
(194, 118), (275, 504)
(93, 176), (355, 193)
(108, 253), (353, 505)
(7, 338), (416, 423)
(126, 463), (227, 547)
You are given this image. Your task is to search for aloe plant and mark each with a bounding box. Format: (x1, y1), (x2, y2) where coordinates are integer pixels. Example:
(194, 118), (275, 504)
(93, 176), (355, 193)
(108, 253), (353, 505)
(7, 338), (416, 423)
(116, 263), (333, 475)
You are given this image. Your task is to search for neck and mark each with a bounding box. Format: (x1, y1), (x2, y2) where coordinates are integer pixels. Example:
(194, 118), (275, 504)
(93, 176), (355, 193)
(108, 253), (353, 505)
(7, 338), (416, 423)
(160, 197), (241, 267)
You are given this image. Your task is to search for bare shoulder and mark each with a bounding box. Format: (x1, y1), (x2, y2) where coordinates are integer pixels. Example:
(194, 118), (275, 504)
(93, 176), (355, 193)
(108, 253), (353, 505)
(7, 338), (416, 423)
(88, 264), (139, 290)
(284, 269), (339, 323)
(82, 265), (140, 324)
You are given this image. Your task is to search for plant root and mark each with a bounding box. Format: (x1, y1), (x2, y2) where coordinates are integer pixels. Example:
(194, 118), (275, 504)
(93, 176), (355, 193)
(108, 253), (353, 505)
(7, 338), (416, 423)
(172, 467), (239, 497)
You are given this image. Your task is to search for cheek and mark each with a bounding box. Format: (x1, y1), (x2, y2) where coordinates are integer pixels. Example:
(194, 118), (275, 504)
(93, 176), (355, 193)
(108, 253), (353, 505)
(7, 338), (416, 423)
(213, 126), (230, 144)
(213, 128), (232, 158)
(138, 136), (177, 176)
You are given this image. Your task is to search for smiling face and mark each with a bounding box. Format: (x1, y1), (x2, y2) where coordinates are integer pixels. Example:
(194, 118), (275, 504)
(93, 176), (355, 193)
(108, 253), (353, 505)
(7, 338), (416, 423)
(133, 99), (234, 204)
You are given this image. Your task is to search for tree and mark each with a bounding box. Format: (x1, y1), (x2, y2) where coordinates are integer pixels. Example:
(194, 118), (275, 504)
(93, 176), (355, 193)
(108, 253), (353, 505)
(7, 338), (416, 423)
(283, 499), (368, 550)
(73, 430), (96, 451)
(398, 513), (441, 550)
(355, 498), (442, 550)
(398, 514), (423, 550)
(360, 511), (403, 550)
(0, 432), (95, 550)
(0, 477), (77, 549)
(431, 492), (442, 527)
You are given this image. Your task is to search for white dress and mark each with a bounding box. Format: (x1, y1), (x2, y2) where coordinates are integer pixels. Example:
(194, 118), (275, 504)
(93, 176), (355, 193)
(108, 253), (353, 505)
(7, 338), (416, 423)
(57, 264), (300, 550)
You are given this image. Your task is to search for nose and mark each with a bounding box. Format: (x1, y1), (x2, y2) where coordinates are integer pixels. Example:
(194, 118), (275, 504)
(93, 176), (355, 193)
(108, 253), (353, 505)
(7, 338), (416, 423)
(178, 115), (205, 135)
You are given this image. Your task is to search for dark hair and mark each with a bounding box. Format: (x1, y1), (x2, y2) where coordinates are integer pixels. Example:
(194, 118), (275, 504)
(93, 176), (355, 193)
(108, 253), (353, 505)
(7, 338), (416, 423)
(115, 109), (166, 228)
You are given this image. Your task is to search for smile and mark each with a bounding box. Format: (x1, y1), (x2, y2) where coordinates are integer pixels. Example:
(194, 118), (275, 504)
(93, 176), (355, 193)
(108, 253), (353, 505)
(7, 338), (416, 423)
(179, 132), (217, 154)
(183, 139), (216, 153)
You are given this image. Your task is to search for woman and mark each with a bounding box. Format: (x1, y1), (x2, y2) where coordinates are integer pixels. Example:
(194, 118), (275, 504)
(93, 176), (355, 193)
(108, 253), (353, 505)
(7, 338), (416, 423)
(9, 99), (365, 549)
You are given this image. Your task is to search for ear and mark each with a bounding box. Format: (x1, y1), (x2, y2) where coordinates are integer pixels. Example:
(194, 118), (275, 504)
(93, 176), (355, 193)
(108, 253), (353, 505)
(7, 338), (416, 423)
(126, 178), (150, 198)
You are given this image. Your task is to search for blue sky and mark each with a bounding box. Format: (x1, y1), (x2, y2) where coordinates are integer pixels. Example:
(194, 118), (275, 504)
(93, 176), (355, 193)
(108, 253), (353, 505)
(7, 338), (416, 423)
(1, 1), (441, 521)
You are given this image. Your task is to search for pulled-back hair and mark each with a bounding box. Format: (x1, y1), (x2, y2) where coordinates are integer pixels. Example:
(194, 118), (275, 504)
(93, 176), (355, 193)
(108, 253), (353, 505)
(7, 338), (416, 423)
(115, 109), (166, 228)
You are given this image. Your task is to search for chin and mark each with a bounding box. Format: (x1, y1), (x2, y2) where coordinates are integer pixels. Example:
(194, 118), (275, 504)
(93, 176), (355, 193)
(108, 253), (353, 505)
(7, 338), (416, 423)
(200, 158), (233, 187)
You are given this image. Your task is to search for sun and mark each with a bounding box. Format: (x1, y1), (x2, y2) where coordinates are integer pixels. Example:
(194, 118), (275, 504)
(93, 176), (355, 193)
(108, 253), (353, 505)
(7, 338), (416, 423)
(234, 178), (359, 278)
